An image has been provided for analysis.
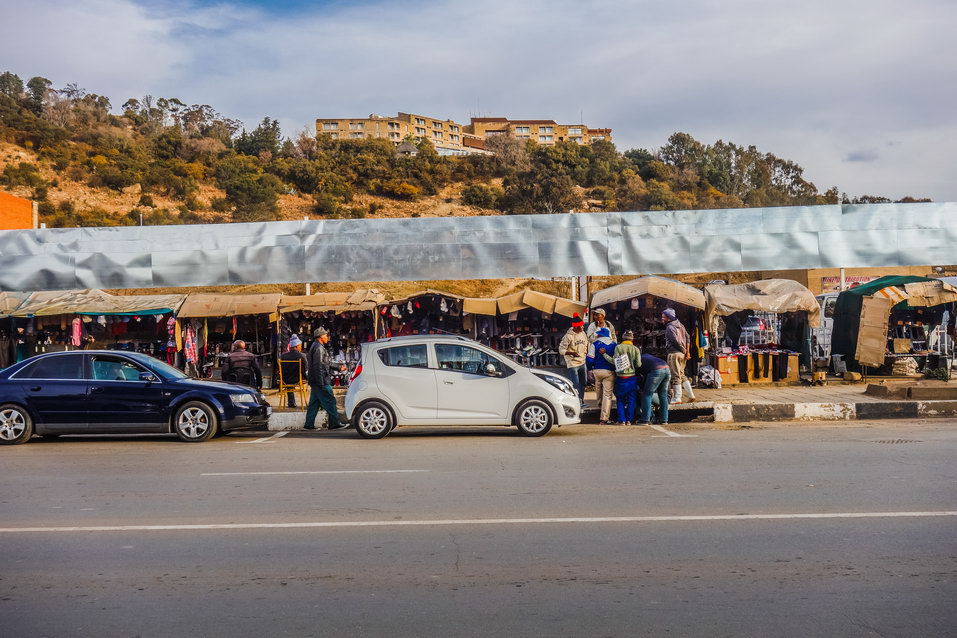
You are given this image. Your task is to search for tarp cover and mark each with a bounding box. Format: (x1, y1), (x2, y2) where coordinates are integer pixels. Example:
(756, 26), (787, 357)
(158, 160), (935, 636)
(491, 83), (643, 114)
(11, 289), (185, 317)
(0, 291), (28, 315)
(178, 293), (282, 318)
(497, 291), (530, 314)
(705, 279), (820, 330)
(590, 276), (705, 310)
(462, 297), (498, 316)
(902, 280), (957, 307)
(279, 289), (384, 313)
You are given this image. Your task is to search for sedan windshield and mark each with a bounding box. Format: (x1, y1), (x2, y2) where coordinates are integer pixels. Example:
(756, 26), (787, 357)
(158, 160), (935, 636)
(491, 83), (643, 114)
(136, 355), (189, 379)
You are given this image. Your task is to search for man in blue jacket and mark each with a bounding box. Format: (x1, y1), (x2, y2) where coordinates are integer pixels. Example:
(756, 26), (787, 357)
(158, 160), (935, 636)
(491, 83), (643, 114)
(586, 327), (617, 424)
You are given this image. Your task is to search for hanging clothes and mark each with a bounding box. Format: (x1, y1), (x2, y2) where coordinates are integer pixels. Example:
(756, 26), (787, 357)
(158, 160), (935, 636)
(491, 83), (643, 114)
(184, 323), (198, 364)
(71, 317), (82, 347)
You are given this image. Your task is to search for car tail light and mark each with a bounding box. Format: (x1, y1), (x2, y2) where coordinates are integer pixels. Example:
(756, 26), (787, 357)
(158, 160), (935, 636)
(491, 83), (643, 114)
(350, 364), (362, 382)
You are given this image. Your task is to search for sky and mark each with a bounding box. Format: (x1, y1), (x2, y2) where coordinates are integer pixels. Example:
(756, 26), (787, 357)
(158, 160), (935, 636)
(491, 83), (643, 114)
(2, 0), (955, 202)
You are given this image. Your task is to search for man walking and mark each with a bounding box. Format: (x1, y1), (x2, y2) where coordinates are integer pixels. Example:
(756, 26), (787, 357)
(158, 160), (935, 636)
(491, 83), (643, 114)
(279, 334), (307, 408)
(586, 327), (617, 424)
(304, 328), (348, 430)
(559, 313), (589, 407)
(662, 308), (696, 404)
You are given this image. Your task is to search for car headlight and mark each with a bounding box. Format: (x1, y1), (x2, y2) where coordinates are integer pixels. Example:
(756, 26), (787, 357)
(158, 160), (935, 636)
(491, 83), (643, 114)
(535, 373), (576, 396)
(231, 393), (257, 405)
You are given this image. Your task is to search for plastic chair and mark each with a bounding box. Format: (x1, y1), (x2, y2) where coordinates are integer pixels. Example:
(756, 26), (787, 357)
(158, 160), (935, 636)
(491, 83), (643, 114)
(277, 358), (308, 409)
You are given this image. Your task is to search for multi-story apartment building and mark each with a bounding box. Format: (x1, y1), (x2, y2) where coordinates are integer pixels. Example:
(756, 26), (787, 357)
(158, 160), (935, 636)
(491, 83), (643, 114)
(466, 118), (612, 146)
(315, 112), (482, 155)
(315, 113), (613, 153)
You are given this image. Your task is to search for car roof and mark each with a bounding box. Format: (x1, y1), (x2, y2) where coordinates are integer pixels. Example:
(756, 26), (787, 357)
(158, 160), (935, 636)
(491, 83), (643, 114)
(373, 334), (473, 344)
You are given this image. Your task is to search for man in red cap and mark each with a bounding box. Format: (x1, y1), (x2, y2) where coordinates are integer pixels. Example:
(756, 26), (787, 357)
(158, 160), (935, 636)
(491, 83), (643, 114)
(559, 313), (589, 406)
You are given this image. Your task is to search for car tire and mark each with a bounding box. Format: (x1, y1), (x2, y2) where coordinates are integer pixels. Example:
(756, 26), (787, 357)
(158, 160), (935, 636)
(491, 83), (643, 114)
(173, 401), (218, 443)
(353, 401), (393, 439)
(514, 399), (553, 437)
(0, 403), (34, 445)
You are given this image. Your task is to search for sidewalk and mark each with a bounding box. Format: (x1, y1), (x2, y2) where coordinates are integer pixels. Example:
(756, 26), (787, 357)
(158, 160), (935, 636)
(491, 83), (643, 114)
(261, 381), (957, 431)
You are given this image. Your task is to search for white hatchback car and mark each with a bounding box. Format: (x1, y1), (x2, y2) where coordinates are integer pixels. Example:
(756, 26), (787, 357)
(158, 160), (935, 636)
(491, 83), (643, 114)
(345, 335), (581, 438)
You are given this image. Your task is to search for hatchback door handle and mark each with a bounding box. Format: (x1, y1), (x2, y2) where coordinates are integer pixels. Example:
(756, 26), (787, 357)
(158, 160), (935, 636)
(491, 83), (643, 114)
(91, 386), (105, 393)
(443, 380), (454, 385)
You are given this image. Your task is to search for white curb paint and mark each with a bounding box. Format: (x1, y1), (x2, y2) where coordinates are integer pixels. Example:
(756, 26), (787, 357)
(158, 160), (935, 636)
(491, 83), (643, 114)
(713, 403), (734, 423)
(3, 511), (955, 533)
(793, 403), (856, 421)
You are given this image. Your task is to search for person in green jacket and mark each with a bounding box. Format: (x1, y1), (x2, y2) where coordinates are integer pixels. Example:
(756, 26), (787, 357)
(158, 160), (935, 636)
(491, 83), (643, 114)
(603, 330), (641, 424)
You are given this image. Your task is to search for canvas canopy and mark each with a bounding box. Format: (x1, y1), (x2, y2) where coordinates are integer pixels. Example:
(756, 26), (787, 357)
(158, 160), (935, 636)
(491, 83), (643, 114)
(497, 291), (529, 314)
(704, 279), (821, 331)
(590, 276), (705, 310)
(10, 289), (185, 317)
(0, 291), (29, 316)
(387, 289), (466, 307)
(462, 297), (498, 316)
(902, 280), (957, 307)
(178, 293), (282, 318)
(519, 289), (587, 318)
(279, 289), (385, 314)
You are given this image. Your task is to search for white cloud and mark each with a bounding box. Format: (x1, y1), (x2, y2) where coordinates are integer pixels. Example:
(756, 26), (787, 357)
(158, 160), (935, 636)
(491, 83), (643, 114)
(1, 0), (955, 200)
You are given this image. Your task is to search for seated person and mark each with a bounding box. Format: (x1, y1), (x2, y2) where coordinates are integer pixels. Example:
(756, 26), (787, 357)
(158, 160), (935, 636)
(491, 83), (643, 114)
(221, 340), (262, 388)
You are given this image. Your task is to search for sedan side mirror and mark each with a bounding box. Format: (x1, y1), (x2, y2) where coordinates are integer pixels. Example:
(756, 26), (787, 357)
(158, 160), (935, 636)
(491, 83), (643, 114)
(139, 372), (158, 383)
(485, 364), (502, 377)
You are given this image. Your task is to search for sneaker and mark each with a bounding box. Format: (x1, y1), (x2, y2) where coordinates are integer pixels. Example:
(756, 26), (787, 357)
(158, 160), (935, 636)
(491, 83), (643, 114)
(304, 425), (317, 430)
(326, 422), (350, 431)
(614, 421), (626, 426)
(634, 421), (650, 426)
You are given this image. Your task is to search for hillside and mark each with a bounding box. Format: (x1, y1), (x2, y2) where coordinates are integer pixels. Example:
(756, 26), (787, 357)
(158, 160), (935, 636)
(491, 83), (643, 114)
(0, 69), (928, 230)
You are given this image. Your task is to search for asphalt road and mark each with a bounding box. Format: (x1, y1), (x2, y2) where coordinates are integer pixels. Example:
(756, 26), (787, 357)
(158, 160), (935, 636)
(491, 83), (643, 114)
(2, 420), (956, 637)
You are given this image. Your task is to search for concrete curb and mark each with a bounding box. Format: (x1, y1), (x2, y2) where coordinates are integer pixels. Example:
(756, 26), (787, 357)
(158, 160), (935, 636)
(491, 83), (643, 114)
(712, 400), (957, 423)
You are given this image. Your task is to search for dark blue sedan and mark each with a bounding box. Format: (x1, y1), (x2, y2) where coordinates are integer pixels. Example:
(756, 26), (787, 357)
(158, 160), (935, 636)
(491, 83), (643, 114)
(0, 350), (271, 445)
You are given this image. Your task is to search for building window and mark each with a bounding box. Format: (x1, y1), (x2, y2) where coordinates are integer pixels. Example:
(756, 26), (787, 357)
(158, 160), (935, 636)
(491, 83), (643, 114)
(350, 132), (363, 139)
(515, 126), (530, 134)
(571, 136), (583, 143)
(349, 122), (364, 130)
(450, 125), (459, 132)
(486, 131), (504, 137)
(539, 126), (553, 133)
(389, 132), (400, 140)
(450, 134), (460, 142)
(415, 127), (426, 135)
(328, 132), (338, 139)
(432, 131), (443, 139)
(388, 122), (400, 130)
(322, 122), (338, 131)
(415, 117), (425, 125)
(539, 135), (553, 142)
(591, 135), (605, 141)
(432, 121), (443, 129)
(568, 127), (582, 135)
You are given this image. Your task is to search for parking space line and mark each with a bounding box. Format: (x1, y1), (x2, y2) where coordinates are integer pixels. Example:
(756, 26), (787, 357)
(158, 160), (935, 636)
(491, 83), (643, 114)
(238, 432), (288, 444)
(200, 469), (430, 476)
(2, 511), (954, 533)
(649, 423), (697, 438)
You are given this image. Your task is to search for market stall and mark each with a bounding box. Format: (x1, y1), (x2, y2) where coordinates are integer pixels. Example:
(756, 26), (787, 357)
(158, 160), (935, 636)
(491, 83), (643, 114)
(704, 279), (820, 385)
(177, 293), (282, 381)
(486, 289), (587, 368)
(0, 291), (30, 369)
(8, 288), (185, 363)
(589, 276), (706, 361)
(377, 289), (469, 338)
(279, 289), (384, 386)
(831, 276), (957, 376)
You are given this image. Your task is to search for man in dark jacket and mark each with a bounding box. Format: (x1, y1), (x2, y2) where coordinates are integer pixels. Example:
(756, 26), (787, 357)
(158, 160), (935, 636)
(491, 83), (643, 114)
(279, 334), (307, 408)
(221, 340), (262, 388)
(662, 308), (696, 404)
(304, 328), (347, 430)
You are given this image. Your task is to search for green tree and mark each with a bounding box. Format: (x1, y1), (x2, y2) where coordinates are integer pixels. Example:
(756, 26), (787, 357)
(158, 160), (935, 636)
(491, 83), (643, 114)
(235, 117), (282, 158)
(25, 76), (51, 115)
(0, 71), (23, 99)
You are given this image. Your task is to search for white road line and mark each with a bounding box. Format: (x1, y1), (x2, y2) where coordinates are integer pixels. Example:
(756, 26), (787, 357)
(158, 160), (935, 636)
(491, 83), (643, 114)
(239, 431), (288, 444)
(649, 423), (697, 438)
(2, 511), (954, 533)
(200, 469), (430, 476)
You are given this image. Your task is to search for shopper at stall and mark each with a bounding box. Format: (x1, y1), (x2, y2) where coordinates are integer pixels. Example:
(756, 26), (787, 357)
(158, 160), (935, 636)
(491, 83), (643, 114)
(221, 340), (262, 388)
(279, 334), (307, 408)
(559, 314), (590, 406)
(635, 353), (671, 426)
(663, 308), (696, 403)
(586, 327), (617, 424)
(586, 308), (617, 343)
(603, 330), (641, 425)
(304, 328), (348, 431)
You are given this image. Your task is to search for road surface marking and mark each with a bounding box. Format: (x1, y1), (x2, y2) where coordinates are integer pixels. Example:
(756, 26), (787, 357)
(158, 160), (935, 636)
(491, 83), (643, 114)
(649, 423), (697, 438)
(2, 511), (955, 533)
(200, 469), (430, 476)
(239, 431), (288, 444)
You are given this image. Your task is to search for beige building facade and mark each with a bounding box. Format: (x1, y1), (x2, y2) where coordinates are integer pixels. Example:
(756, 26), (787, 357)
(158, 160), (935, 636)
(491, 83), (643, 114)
(315, 112), (613, 153)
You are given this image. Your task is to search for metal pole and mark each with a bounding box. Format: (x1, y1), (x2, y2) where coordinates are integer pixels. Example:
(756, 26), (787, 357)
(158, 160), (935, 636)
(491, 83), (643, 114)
(840, 268), (846, 291)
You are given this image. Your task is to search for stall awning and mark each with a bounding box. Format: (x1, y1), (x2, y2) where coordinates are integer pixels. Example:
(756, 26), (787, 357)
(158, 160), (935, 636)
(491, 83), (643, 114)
(178, 293), (282, 318)
(590, 276), (705, 310)
(387, 289), (466, 307)
(462, 297), (498, 316)
(902, 280), (957, 307)
(497, 291), (529, 314)
(11, 289), (185, 317)
(0, 291), (29, 316)
(279, 289), (385, 314)
(705, 279), (820, 328)
(522, 289), (587, 318)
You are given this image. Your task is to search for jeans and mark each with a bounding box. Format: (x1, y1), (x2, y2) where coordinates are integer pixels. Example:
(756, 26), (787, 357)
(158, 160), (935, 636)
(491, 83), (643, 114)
(614, 375), (638, 423)
(567, 364), (587, 404)
(640, 367), (671, 424)
(304, 384), (340, 428)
